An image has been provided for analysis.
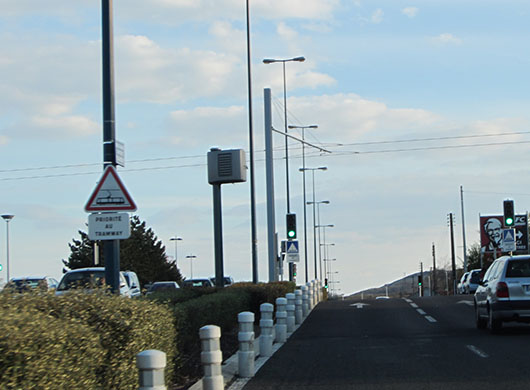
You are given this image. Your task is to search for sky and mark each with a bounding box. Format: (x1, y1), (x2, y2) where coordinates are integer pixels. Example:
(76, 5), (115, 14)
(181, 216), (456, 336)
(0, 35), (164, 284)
(2, 0), (530, 295)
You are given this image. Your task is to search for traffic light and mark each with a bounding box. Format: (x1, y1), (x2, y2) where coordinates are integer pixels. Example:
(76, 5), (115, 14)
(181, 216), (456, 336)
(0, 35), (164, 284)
(293, 264), (297, 277)
(324, 278), (328, 289)
(504, 199), (515, 227)
(418, 274), (422, 287)
(0, 263), (2, 271)
(286, 213), (297, 239)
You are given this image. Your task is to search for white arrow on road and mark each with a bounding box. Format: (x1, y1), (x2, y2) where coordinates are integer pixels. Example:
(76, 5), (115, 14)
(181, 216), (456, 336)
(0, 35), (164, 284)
(350, 303), (370, 309)
(457, 300), (474, 306)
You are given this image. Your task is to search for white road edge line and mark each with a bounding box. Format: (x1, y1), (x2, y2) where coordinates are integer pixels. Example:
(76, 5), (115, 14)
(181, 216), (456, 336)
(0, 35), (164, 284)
(425, 316), (437, 323)
(466, 345), (489, 358)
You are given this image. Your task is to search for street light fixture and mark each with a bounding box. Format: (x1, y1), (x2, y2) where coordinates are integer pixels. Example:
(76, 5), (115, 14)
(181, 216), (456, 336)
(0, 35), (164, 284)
(299, 167), (327, 280)
(290, 124), (318, 284)
(2, 214), (14, 282)
(317, 225), (334, 282)
(185, 255), (197, 280)
(263, 56), (306, 215)
(169, 236), (183, 267)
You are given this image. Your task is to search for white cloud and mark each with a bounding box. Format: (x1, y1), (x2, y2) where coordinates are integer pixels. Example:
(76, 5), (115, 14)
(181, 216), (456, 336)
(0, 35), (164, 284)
(0, 135), (8, 145)
(209, 21), (245, 52)
(29, 115), (99, 138)
(371, 9), (384, 24)
(433, 33), (462, 45)
(402, 7), (419, 18)
(277, 22), (299, 41)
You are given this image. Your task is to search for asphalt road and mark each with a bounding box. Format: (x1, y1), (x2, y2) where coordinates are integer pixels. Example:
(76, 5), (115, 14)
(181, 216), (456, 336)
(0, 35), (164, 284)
(242, 295), (530, 389)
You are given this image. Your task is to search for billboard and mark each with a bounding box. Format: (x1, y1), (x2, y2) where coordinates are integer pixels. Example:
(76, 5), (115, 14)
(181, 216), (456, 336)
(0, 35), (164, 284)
(480, 214), (528, 255)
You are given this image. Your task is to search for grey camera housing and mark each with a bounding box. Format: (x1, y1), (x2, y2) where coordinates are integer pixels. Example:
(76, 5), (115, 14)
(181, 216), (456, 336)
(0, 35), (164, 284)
(207, 148), (247, 185)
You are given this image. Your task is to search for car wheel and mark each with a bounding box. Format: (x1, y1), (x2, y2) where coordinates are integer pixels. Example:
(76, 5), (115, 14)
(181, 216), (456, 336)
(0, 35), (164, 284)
(488, 307), (502, 334)
(475, 303), (487, 329)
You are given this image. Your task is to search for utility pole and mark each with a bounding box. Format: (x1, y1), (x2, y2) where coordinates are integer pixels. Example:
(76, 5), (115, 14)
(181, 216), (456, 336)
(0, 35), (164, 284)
(432, 242), (437, 296)
(102, 0), (120, 294)
(448, 212), (457, 295)
(420, 262), (424, 297)
(460, 186), (468, 272)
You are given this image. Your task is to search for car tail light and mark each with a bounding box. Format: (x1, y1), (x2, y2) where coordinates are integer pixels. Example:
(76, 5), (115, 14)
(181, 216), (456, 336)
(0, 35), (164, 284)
(496, 282), (510, 298)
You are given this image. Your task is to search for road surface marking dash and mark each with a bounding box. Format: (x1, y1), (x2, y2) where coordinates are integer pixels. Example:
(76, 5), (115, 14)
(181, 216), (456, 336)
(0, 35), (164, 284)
(466, 345), (488, 358)
(410, 303), (418, 308)
(425, 316), (437, 323)
(404, 298), (412, 303)
(417, 308), (426, 315)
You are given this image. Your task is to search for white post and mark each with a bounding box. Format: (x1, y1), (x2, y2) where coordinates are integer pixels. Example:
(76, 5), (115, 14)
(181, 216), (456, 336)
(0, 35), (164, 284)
(286, 293), (296, 333)
(301, 285), (309, 317)
(275, 297), (287, 343)
(238, 312), (255, 378)
(200, 325), (224, 390)
(313, 280), (319, 304)
(137, 350), (167, 390)
(294, 289), (303, 324)
(307, 282), (314, 310)
(259, 303), (274, 357)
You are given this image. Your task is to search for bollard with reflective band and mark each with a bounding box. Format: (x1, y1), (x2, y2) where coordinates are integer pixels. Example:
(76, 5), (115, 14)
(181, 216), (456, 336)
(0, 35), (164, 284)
(238, 311), (255, 378)
(294, 289), (303, 324)
(200, 325), (224, 390)
(137, 350), (167, 390)
(275, 297), (288, 343)
(301, 285), (309, 317)
(260, 303), (274, 357)
(286, 293), (296, 333)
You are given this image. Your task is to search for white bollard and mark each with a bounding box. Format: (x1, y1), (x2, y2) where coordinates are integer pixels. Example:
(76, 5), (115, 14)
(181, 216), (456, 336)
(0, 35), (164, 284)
(307, 282), (314, 310)
(312, 280), (319, 305)
(259, 303), (274, 357)
(137, 350), (167, 390)
(286, 293), (296, 333)
(199, 325), (224, 390)
(294, 289), (303, 325)
(275, 297), (288, 343)
(238, 312), (255, 378)
(301, 285), (309, 317)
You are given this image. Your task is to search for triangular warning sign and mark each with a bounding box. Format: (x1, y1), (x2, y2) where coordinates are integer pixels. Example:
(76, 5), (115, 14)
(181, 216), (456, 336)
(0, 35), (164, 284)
(85, 166), (137, 212)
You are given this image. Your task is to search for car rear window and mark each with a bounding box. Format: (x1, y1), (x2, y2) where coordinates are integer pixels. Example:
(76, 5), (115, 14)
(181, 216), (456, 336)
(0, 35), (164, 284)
(469, 272), (481, 283)
(506, 260), (530, 278)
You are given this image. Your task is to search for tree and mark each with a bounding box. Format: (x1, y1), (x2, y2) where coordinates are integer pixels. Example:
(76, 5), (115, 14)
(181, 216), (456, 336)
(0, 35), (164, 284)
(64, 215), (182, 286)
(467, 242), (481, 271)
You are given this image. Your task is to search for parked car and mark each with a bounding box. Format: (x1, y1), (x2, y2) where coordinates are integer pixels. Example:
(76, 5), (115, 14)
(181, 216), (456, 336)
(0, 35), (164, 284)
(55, 267), (131, 297)
(182, 278), (214, 288)
(209, 276), (234, 287)
(123, 271), (141, 297)
(3, 276), (59, 293)
(475, 255), (530, 332)
(457, 272), (469, 294)
(146, 281), (180, 295)
(464, 269), (482, 294)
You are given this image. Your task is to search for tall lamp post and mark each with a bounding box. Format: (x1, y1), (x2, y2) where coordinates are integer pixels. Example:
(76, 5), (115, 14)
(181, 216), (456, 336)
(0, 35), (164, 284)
(2, 214), (14, 281)
(300, 166), (327, 280)
(289, 124), (317, 283)
(169, 236), (183, 267)
(317, 224), (334, 281)
(263, 56), (305, 215)
(185, 255), (197, 280)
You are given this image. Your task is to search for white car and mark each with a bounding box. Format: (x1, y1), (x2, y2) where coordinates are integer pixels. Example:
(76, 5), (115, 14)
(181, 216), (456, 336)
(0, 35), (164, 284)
(56, 267), (131, 297)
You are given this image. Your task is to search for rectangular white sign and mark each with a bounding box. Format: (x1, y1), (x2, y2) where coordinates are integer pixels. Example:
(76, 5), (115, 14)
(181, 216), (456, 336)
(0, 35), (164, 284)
(88, 212), (130, 240)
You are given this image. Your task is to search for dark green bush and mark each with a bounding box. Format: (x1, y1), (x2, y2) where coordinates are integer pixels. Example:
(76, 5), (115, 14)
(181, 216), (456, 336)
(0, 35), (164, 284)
(0, 291), (176, 390)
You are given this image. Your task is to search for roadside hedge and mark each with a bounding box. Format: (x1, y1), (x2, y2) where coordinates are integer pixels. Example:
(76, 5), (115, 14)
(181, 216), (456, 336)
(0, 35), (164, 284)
(0, 281), (296, 389)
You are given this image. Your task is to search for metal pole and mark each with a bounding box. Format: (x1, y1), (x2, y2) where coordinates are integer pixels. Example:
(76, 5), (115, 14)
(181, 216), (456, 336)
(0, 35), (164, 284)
(432, 242), (436, 296)
(460, 185), (468, 272)
(449, 213), (457, 295)
(283, 61), (290, 214)
(213, 184), (224, 287)
(245, 0), (258, 284)
(311, 170), (318, 279)
(5, 220), (10, 281)
(102, 0), (120, 294)
(264, 89), (277, 282)
(302, 128), (308, 283)
(317, 203), (322, 281)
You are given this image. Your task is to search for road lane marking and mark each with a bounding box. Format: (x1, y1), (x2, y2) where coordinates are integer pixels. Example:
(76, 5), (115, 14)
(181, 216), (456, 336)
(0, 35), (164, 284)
(350, 303), (370, 309)
(466, 345), (488, 358)
(410, 303), (418, 308)
(457, 300), (474, 306)
(417, 308), (426, 315)
(425, 316), (437, 323)
(404, 298), (412, 303)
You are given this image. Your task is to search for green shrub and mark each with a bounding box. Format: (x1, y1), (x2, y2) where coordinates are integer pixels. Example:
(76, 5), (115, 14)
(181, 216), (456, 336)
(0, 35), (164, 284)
(0, 291), (176, 390)
(228, 281), (296, 316)
(0, 296), (104, 389)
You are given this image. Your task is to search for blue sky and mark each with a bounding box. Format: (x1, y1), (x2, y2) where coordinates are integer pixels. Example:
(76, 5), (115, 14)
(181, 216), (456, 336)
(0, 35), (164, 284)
(2, 1), (530, 295)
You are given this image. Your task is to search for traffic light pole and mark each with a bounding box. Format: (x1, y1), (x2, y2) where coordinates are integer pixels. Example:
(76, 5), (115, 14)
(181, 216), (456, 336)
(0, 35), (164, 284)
(212, 184), (225, 287)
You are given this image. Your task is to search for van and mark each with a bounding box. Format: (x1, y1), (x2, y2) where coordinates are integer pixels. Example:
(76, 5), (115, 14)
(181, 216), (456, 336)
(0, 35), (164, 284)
(56, 267), (131, 297)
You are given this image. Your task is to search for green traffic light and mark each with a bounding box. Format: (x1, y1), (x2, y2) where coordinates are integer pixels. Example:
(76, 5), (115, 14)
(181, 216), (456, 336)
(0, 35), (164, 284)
(288, 230), (295, 238)
(506, 217), (514, 226)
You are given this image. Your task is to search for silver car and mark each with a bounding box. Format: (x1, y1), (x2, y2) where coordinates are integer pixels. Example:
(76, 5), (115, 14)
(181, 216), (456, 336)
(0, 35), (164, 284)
(475, 255), (530, 332)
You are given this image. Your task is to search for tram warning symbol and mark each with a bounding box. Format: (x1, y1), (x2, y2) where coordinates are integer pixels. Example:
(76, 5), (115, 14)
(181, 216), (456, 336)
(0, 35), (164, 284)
(85, 166), (137, 212)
